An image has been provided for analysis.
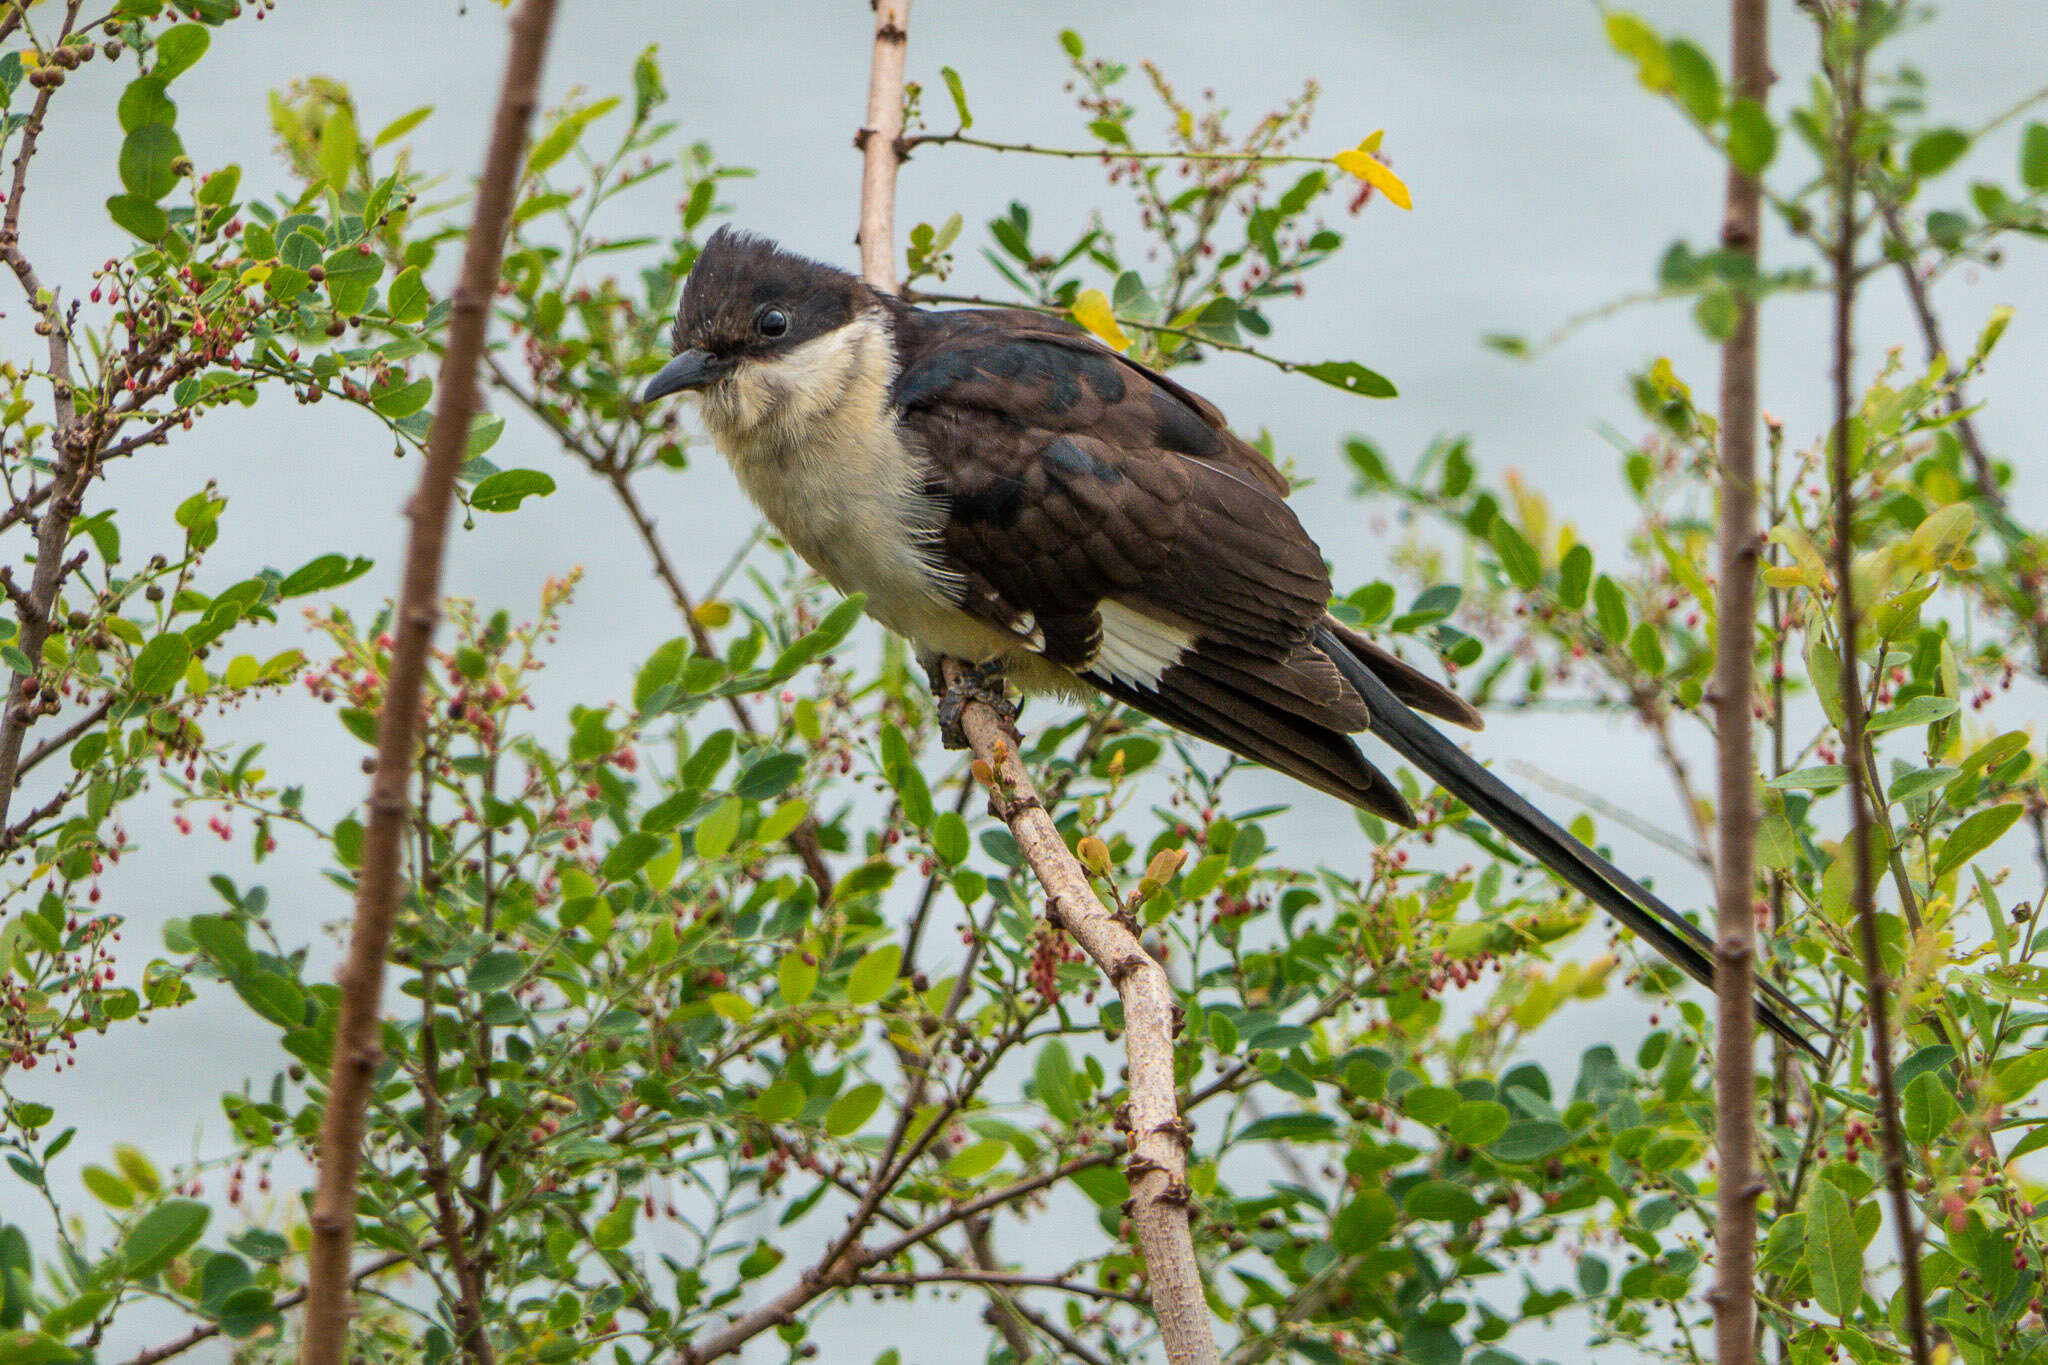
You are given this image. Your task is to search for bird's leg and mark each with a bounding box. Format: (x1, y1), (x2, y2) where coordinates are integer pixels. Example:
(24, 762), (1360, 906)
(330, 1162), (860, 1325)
(922, 654), (1015, 751)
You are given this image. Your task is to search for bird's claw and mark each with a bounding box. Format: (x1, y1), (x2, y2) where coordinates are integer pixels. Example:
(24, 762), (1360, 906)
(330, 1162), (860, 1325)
(927, 657), (1014, 751)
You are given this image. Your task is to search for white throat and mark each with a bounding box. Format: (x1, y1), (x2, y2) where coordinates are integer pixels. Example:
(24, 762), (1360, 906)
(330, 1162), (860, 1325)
(694, 310), (949, 623)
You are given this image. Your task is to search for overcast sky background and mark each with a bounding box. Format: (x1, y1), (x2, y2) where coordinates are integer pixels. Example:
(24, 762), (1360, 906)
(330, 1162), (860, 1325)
(11, 2), (2048, 1359)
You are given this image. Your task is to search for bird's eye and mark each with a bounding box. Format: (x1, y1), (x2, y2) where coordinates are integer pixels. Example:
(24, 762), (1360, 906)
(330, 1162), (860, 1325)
(757, 307), (790, 339)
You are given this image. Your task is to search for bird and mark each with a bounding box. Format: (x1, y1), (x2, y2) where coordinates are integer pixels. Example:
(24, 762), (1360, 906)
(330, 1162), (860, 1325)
(642, 226), (1822, 1056)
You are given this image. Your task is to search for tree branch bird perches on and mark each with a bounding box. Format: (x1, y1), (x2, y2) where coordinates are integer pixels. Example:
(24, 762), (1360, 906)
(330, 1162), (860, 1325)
(643, 227), (1823, 1056)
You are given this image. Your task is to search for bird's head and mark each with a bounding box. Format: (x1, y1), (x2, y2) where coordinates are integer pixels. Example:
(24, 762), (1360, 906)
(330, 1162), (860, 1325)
(641, 227), (875, 413)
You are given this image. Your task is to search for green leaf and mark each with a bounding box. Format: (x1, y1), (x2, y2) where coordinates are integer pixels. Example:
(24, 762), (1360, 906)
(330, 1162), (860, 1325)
(467, 951), (523, 992)
(933, 811), (969, 865)
(1903, 1070), (1960, 1147)
(122, 1199), (209, 1278)
(1489, 518), (1541, 590)
(1627, 621), (1666, 675)
(371, 375), (432, 419)
(106, 194), (168, 241)
(1236, 1112), (1339, 1142)
(825, 1083), (883, 1137)
(1804, 1179), (1862, 1318)
(778, 949), (817, 1006)
(1767, 765), (1848, 793)
(1447, 1099), (1511, 1145)
(1404, 1178), (1483, 1222)
(375, 104), (434, 147)
(1935, 803), (2024, 877)
(1866, 694), (1959, 734)
(526, 97), (620, 177)
(753, 1078), (804, 1123)
(131, 634), (193, 694)
(1604, 12), (1668, 90)
(318, 103), (357, 192)
(120, 124), (185, 203)
(1907, 128), (1969, 178)
(1726, 97), (1777, 174)
(0, 1332), (81, 1364)
(279, 553), (372, 598)
(1034, 1042), (1079, 1123)
(945, 1139), (1007, 1180)
(81, 1165), (134, 1207)
(1489, 1120), (1577, 1163)
(940, 66), (972, 130)
(602, 831), (665, 880)
(1991, 1046), (2048, 1103)
(1297, 360), (1397, 399)
(1558, 543), (1592, 609)
(322, 247), (383, 316)
(2022, 122), (2048, 192)
(153, 24), (210, 82)
(846, 944), (901, 1005)
(734, 751), (803, 802)
(385, 266), (429, 324)
(1665, 38), (1720, 123)
(1401, 1084), (1460, 1125)
(695, 796), (742, 860)
(117, 77), (176, 133)
(470, 469), (557, 513)
(1593, 574), (1629, 641)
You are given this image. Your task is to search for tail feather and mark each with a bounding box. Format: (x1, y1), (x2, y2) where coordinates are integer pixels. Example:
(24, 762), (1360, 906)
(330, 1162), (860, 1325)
(1317, 626), (1825, 1059)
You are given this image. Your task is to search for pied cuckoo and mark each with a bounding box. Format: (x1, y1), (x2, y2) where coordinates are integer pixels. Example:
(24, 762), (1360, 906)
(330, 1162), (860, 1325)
(642, 226), (1820, 1054)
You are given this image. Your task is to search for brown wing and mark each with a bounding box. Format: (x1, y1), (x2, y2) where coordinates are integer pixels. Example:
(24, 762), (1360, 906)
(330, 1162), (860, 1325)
(892, 306), (1432, 821)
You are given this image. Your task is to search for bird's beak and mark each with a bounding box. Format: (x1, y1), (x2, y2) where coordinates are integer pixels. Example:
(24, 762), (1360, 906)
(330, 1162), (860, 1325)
(642, 349), (730, 403)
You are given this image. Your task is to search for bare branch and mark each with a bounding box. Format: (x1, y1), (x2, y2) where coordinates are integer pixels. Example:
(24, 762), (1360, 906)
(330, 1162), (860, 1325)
(940, 662), (1220, 1365)
(855, 0), (911, 289)
(1709, 2), (1768, 1359)
(0, 1), (90, 835)
(1821, 11), (1933, 1365)
(298, 3), (559, 1361)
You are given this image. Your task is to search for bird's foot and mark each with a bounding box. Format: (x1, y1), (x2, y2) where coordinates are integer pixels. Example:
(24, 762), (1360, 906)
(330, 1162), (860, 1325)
(926, 656), (1014, 751)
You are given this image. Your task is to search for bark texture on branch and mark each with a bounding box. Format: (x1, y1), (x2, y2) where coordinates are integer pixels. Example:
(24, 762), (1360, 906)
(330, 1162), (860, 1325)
(1823, 11), (1933, 1365)
(1710, 2), (1768, 1360)
(857, 0), (911, 289)
(941, 663), (1220, 1365)
(847, 2), (1217, 1356)
(297, 3), (559, 1361)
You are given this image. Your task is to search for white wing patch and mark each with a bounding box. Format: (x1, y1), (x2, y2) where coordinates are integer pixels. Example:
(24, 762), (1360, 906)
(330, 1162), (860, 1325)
(1091, 601), (1195, 690)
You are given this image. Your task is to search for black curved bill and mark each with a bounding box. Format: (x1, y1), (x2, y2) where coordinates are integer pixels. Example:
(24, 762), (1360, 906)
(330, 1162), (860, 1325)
(642, 349), (729, 403)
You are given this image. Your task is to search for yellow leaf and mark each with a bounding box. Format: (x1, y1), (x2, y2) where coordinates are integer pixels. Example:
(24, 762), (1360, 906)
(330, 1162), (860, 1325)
(1070, 289), (1130, 352)
(693, 600), (731, 629)
(1355, 128), (1385, 154)
(1333, 142), (1412, 210)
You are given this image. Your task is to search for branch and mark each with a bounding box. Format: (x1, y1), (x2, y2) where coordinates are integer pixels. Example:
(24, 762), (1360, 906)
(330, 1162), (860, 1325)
(855, 0), (910, 289)
(1822, 12), (1933, 1365)
(0, 1), (90, 837)
(677, 1151), (1117, 1364)
(124, 1253), (410, 1365)
(941, 662), (1219, 1365)
(297, 4), (559, 1362)
(1709, 2), (1767, 1360)
(855, 1268), (1147, 1307)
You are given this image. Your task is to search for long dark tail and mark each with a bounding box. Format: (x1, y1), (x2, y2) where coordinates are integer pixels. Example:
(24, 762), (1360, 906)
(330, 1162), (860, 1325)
(1318, 626), (1825, 1059)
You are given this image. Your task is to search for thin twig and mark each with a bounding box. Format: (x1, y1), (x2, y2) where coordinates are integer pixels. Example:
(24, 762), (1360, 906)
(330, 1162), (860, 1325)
(1710, 1), (1768, 1359)
(855, 1268), (1146, 1306)
(677, 1151), (1117, 1364)
(1822, 11), (1934, 1365)
(298, 4), (558, 1361)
